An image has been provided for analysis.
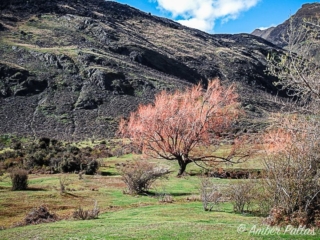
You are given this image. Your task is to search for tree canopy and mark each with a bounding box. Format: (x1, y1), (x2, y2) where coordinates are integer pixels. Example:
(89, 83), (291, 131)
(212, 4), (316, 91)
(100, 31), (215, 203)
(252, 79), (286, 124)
(119, 80), (251, 176)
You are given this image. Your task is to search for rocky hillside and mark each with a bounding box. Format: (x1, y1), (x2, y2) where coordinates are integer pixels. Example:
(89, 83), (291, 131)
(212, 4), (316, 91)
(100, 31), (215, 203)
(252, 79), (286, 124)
(252, 3), (320, 49)
(0, 0), (284, 140)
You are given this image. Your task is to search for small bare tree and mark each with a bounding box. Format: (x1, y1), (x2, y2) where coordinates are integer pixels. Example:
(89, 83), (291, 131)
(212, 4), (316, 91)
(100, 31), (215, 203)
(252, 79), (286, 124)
(59, 176), (71, 194)
(228, 180), (256, 213)
(199, 177), (222, 211)
(267, 17), (320, 108)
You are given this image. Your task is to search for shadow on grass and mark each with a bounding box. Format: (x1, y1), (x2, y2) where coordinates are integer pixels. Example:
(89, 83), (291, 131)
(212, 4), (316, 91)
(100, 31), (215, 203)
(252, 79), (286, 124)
(145, 191), (193, 197)
(26, 187), (47, 191)
(170, 192), (193, 197)
(0, 187), (47, 191)
(101, 171), (119, 176)
(61, 192), (80, 198)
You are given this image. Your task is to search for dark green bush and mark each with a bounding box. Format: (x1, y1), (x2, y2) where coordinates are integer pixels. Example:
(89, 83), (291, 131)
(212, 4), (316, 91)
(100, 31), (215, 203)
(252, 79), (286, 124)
(85, 160), (99, 175)
(11, 140), (22, 150)
(10, 168), (28, 190)
(38, 137), (50, 149)
(4, 157), (23, 169)
(51, 139), (58, 146)
(59, 157), (79, 173)
(0, 138), (106, 174)
(66, 145), (80, 155)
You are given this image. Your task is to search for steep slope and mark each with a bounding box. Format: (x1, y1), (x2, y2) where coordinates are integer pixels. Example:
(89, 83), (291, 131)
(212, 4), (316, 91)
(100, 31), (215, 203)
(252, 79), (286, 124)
(252, 3), (320, 48)
(251, 27), (275, 42)
(0, 0), (283, 140)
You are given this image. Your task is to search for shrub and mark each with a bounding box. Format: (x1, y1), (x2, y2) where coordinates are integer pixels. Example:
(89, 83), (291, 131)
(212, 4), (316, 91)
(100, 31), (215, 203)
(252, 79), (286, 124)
(11, 140), (22, 150)
(0, 138), (110, 174)
(73, 200), (100, 220)
(4, 157), (23, 169)
(199, 177), (223, 211)
(33, 150), (47, 166)
(51, 139), (58, 146)
(154, 184), (173, 203)
(117, 159), (170, 195)
(85, 159), (99, 175)
(264, 207), (320, 228)
(255, 186), (274, 216)
(59, 176), (70, 194)
(38, 137), (50, 149)
(262, 114), (320, 227)
(228, 180), (256, 213)
(24, 205), (58, 225)
(10, 168), (28, 190)
(58, 155), (80, 173)
(159, 194), (173, 203)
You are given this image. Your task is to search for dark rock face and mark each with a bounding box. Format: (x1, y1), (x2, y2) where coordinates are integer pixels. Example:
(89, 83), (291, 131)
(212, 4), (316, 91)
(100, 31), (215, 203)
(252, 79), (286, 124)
(0, 22), (6, 31)
(0, 63), (48, 97)
(110, 45), (203, 83)
(0, 0), (285, 140)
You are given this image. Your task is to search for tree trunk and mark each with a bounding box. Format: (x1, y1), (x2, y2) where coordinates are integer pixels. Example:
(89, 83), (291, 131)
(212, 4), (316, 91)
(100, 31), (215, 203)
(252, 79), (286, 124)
(177, 156), (191, 177)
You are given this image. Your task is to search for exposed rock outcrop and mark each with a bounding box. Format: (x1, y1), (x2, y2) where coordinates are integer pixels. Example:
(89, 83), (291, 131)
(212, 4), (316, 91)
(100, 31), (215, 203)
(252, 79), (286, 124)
(0, 0), (287, 140)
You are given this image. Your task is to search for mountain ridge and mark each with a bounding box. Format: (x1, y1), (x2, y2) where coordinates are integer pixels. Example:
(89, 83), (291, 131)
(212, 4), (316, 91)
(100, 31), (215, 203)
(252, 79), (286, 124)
(252, 2), (320, 48)
(0, 0), (285, 140)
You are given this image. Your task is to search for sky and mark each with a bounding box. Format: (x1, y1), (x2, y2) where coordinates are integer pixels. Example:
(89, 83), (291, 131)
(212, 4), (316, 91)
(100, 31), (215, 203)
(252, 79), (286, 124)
(111, 0), (319, 34)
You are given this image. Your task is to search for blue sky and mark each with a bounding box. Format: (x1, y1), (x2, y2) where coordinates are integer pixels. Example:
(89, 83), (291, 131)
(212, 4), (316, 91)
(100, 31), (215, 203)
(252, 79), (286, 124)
(112, 0), (318, 34)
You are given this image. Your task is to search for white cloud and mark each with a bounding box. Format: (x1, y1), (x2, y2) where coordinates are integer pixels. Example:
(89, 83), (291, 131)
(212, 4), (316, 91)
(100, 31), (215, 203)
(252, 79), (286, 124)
(179, 18), (214, 32)
(258, 25), (275, 30)
(153, 0), (261, 32)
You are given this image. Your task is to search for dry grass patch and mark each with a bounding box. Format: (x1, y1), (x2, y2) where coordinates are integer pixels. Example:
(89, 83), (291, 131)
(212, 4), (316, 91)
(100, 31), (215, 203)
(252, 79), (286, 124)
(0, 174), (118, 228)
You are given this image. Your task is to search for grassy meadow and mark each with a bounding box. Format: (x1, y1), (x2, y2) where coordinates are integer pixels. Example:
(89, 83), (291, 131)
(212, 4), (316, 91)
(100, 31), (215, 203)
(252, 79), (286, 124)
(0, 153), (319, 240)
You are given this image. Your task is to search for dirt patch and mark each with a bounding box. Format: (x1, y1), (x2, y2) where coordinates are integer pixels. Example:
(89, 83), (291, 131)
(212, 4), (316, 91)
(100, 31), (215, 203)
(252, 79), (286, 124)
(207, 168), (265, 179)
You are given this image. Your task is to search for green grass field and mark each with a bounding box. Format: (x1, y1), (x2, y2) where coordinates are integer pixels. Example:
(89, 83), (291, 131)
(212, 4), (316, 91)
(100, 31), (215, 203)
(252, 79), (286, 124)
(0, 155), (319, 239)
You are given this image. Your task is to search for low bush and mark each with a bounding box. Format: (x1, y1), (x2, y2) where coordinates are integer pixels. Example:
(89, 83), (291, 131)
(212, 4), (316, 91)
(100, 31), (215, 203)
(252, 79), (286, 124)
(227, 180), (256, 213)
(155, 184), (173, 203)
(0, 138), (106, 174)
(10, 168), (28, 190)
(255, 185), (273, 216)
(117, 159), (170, 195)
(58, 156), (79, 173)
(261, 115), (320, 227)
(24, 205), (58, 225)
(264, 206), (320, 228)
(73, 200), (100, 220)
